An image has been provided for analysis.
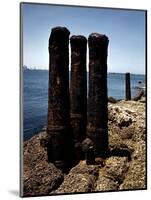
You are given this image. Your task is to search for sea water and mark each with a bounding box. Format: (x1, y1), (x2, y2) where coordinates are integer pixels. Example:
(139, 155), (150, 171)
(23, 70), (145, 141)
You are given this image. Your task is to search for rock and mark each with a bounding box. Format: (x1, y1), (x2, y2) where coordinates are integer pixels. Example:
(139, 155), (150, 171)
(108, 124), (135, 154)
(96, 176), (119, 191)
(115, 100), (145, 114)
(22, 99), (146, 195)
(108, 100), (145, 146)
(23, 131), (64, 196)
(54, 161), (99, 193)
(120, 140), (146, 190)
(69, 160), (99, 177)
(23, 131), (48, 178)
(96, 156), (129, 192)
(82, 137), (94, 152)
(107, 101), (146, 191)
(42, 126), (47, 131)
(108, 105), (133, 128)
(95, 157), (105, 167)
(132, 89), (144, 101)
(139, 97), (146, 103)
(108, 96), (118, 103)
(132, 140), (146, 162)
(54, 173), (94, 193)
(104, 156), (129, 184)
(120, 126), (134, 140)
(24, 161), (64, 196)
(132, 119), (146, 141)
(119, 160), (146, 190)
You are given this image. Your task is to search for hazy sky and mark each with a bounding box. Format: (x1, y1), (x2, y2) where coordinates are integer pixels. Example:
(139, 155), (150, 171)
(22, 3), (146, 74)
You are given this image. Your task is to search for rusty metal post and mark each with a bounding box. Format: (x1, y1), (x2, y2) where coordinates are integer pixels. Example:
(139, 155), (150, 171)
(86, 146), (95, 165)
(47, 26), (71, 169)
(125, 72), (131, 100)
(87, 33), (109, 157)
(70, 35), (87, 161)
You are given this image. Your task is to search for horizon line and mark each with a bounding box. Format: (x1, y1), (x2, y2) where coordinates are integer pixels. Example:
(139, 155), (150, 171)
(23, 67), (145, 76)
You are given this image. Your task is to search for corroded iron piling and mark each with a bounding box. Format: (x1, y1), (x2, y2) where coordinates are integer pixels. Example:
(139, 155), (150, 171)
(87, 33), (109, 157)
(86, 146), (95, 165)
(125, 72), (131, 100)
(47, 27), (71, 169)
(70, 35), (87, 161)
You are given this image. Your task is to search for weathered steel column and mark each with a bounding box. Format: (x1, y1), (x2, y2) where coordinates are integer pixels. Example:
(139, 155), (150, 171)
(47, 26), (71, 169)
(87, 33), (109, 157)
(125, 72), (131, 100)
(70, 35), (87, 161)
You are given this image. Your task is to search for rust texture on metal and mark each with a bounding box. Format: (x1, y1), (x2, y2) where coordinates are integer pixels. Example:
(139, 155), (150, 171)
(125, 72), (131, 100)
(87, 33), (109, 157)
(47, 26), (72, 169)
(70, 35), (87, 147)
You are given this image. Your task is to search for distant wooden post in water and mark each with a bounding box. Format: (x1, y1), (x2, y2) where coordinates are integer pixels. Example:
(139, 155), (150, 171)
(47, 26), (71, 169)
(125, 72), (131, 100)
(70, 35), (87, 161)
(87, 33), (109, 157)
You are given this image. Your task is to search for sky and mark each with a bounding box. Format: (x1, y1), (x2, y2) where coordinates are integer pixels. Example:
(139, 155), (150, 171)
(22, 3), (146, 74)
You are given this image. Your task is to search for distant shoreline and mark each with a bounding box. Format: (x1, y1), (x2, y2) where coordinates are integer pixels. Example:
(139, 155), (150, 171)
(23, 68), (145, 76)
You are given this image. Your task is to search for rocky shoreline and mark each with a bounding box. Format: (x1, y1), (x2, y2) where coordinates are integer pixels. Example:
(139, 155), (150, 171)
(23, 99), (146, 196)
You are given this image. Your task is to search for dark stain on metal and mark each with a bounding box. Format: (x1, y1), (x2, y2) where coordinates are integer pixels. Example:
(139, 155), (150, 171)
(47, 26), (72, 170)
(70, 35), (87, 162)
(125, 72), (131, 100)
(87, 33), (109, 157)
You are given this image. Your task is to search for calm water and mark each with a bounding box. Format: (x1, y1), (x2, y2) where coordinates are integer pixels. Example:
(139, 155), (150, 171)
(23, 70), (145, 141)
